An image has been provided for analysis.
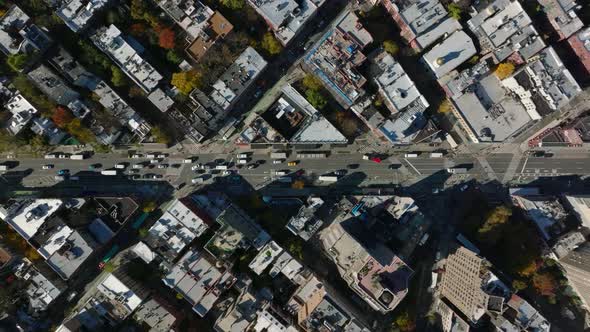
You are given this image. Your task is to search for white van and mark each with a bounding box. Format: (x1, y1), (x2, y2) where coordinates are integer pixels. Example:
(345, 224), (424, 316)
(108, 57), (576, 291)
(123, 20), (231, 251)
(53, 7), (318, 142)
(191, 177), (204, 184)
(133, 163), (144, 169)
(272, 159), (283, 164)
(115, 163), (126, 169)
(237, 159), (248, 164)
(404, 153), (418, 158)
(216, 165), (228, 170)
(237, 153), (249, 159)
(275, 170), (288, 176)
(183, 158), (193, 164)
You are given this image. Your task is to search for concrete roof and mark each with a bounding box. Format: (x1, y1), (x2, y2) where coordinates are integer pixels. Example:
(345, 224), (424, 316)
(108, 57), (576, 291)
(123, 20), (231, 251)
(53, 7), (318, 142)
(38, 224), (74, 259)
(57, 0), (110, 32)
(147, 211), (199, 259)
(91, 25), (163, 93)
(28, 65), (80, 106)
(134, 298), (177, 331)
(21, 264), (63, 311)
(97, 273), (143, 315)
(210, 47), (267, 110)
(4, 94), (38, 135)
(415, 16), (462, 49)
(539, 0), (584, 39)
(2, 199), (63, 241)
(336, 11), (373, 48)
(46, 230), (95, 280)
(156, 0), (213, 40)
(131, 241), (156, 264)
(147, 88), (174, 112)
(422, 31), (476, 78)
(0, 5), (30, 55)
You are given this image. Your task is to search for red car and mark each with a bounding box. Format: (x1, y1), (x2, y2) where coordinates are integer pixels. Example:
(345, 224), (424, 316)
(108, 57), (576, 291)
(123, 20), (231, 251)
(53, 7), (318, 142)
(370, 157), (382, 163)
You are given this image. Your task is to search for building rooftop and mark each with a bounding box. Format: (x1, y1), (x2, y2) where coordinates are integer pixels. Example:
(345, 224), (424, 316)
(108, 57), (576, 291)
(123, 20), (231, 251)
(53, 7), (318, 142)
(0, 5), (30, 55)
(216, 204), (271, 250)
(437, 300), (470, 332)
(0, 199), (63, 241)
(91, 25), (163, 93)
(134, 298), (177, 332)
(4, 93), (38, 135)
(512, 194), (567, 240)
(249, 241), (284, 275)
(286, 197), (324, 241)
(515, 46), (581, 111)
(214, 291), (260, 332)
(568, 27), (590, 75)
(261, 85), (347, 144)
(564, 195), (590, 229)
(248, 0), (325, 45)
(300, 295), (350, 331)
(560, 243), (590, 309)
(30, 117), (67, 145)
(28, 65), (81, 107)
(16, 260), (64, 312)
(303, 11), (372, 108)
(551, 231), (585, 259)
(147, 88), (175, 112)
(468, 0), (545, 63)
(156, 0), (213, 40)
(538, 0), (583, 39)
(209, 47), (267, 110)
(56, 0), (111, 32)
(145, 198), (212, 260)
(422, 30), (476, 78)
(46, 230), (95, 280)
(186, 11), (233, 61)
(162, 250), (234, 317)
(96, 273), (143, 318)
(373, 52), (429, 113)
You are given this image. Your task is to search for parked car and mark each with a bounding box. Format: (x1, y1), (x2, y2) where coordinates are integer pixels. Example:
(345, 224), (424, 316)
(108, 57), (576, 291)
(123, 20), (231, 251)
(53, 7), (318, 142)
(57, 169), (69, 175)
(157, 164), (168, 169)
(42, 164), (54, 170)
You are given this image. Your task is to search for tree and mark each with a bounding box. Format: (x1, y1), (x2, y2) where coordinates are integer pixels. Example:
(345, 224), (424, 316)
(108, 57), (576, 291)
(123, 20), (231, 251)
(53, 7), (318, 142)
(437, 99), (453, 114)
(106, 10), (121, 25)
(51, 106), (73, 128)
(532, 272), (557, 297)
(171, 70), (202, 95)
(447, 3), (463, 20)
(261, 32), (282, 56)
(166, 49), (183, 65)
(468, 55), (480, 65)
(289, 240), (304, 260)
(394, 311), (416, 332)
(302, 74), (323, 91)
(130, 0), (147, 20)
(291, 180), (305, 189)
(518, 259), (539, 277)
(142, 201), (158, 212)
(130, 23), (147, 36)
(512, 280), (528, 291)
(306, 89), (327, 109)
(494, 62), (515, 80)
(477, 205), (512, 244)
(0, 130), (25, 153)
(158, 27), (176, 49)
(138, 228), (149, 238)
(65, 118), (96, 143)
(110, 66), (127, 87)
(383, 40), (400, 56)
(220, 0), (244, 10)
(151, 126), (171, 145)
(6, 53), (28, 71)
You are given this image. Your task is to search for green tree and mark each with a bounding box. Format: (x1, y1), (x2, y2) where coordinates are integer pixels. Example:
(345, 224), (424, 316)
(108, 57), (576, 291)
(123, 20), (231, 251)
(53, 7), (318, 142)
(106, 10), (121, 25)
(7, 53), (28, 71)
(138, 228), (149, 238)
(220, 0), (244, 10)
(305, 89), (327, 109)
(302, 74), (323, 91)
(12, 74), (55, 113)
(289, 240), (304, 260)
(448, 3), (463, 20)
(151, 126), (171, 145)
(142, 201), (158, 212)
(394, 311), (416, 332)
(512, 280), (527, 291)
(0, 130), (25, 153)
(110, 66), (127, 87)
(477, 205), (512, 244)
(130, 0), (147, 20)
(65, 118), (96, 144)
(166, 49), (183, 65)
(261, 32), (282, 56)
(383, 40), (400, 56)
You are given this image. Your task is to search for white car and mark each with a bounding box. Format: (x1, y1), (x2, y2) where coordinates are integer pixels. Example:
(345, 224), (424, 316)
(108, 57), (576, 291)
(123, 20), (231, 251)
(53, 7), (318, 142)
(191, 164), (202, 171)
(115, 163), (126, 169)
(157, 154), (167, 159)
(58, 154), (68, 159)
(131, 154), (142, 159)
(222, 170), (231, 176)
(183, 158), (194, 164)
(272, 159), (283, 164)
(362, 154), (370, 160)
(150, 159), (159, 164)
(157, 164), (169, 169)
(191, 177), (204, 184)
(42, 164), (54, 170)
(133, 163), (144, 169)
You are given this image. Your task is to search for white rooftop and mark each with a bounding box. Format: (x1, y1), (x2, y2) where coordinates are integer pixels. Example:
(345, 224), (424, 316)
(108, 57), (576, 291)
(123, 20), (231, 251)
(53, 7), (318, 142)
(156, 0), (214, 40)
(148, 88), (175, 112)
(422, 30), (476, 78)
(46, 230), (94, 280)
(22, 265), (63, 311)
(97, 273), (143, 314)
(4, 94), (39, 135)
(0, 6), (30, 55)
(374, 52), (429, 112)
(148, 211), (199, 257)
(131, 241), (156, 263)
(38, 224), (73, 259)
(249, 241), (283, 275)
(57, 0), (111, 32)
(2, 199), (63, 240)
(91, 25), (163, 93)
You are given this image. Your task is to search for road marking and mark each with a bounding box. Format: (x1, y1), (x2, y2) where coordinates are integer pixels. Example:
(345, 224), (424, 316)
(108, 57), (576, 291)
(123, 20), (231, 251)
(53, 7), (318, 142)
(404, 158), (421, 175)
(520, 156), (529, 174)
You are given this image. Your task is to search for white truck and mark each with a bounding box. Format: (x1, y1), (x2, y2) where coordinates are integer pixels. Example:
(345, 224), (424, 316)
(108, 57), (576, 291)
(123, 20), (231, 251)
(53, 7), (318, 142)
(70, 154), (86, 160)
(215, 164), (228, 170)
(430, 152), (444, 158)
(404, 153), (419, 158)
(44, 153), (57, 159)
(274, 170), (288, 176)
(270, 152), (287, 159)
(318, 175), (339, 182)
(101, 170), (118, 176)
(183, 158), (194, 164)
(237, 159), (249, 164)
(236, 153), (249, 159)
(447, 167), (468, 174)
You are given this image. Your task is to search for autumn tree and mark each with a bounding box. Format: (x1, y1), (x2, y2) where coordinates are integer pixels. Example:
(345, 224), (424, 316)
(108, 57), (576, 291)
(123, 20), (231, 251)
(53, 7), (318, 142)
(171, 70), (202, 95)
(447, 3), (463, 20)
(532, 272), (557, 297)
(477, 205), (512, 244)
(437, 99), (453, 114)
(394, 311), (416, 332)
(65, 118), (96, 143)
(158, 27), (175, 49)
(51, 106), (73, 128)
(130, 23), (147, 36)
(512, 279), (527, 291)
(151, 126), (171, 145)
(291, 180), (305, 189)
(383, 40), (400, 56)
(494, 62), (515, 80)
(261, 32), (282, 56)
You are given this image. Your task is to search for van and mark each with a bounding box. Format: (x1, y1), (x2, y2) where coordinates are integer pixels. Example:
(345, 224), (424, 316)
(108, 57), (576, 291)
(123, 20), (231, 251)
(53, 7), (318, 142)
(133, 163), (144, 169)
(430, 152), (443, 158)
(191, 177), (204, 184)
(272, 159), (283, 164)
(183, 158), (193, 164)
(236, 153), (249, 159)
(237, 159), (248, 164)
(216, 165), (228, 170)
(146, 154), (156, 159)
(115, 163), (126, 169)
(275, 170), (288, 176)
(404, 153), (418, 158)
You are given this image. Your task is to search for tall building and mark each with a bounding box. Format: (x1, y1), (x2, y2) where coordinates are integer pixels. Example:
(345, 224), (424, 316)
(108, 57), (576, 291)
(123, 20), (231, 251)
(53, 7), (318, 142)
(560, 243), (590, 310)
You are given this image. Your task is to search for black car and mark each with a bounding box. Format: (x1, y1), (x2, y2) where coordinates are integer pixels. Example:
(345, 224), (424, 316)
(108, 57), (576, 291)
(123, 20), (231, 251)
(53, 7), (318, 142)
(347, 164), (359, 169)
(143, 173), (154, 179)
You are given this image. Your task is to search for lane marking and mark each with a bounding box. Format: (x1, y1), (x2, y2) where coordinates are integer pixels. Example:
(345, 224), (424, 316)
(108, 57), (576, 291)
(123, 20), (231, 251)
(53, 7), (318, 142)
(520, 156), (529, 174)
(404, 158), (422, 175)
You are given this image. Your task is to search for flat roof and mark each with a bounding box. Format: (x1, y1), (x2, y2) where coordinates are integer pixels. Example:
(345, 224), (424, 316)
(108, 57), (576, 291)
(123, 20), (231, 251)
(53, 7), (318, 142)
(249, 241), (283, 275)
(0, 5), (30, 55)
(147, 211), (198, 258)
(46, 230), (94, 280)
(97, 273), (143, 314)
(422, 30), (476, 78)
(57, 0), (110, 32)
(134, 299), (176, 331)
(4, 199), (63, 240)
(336, 11), (373, 47)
